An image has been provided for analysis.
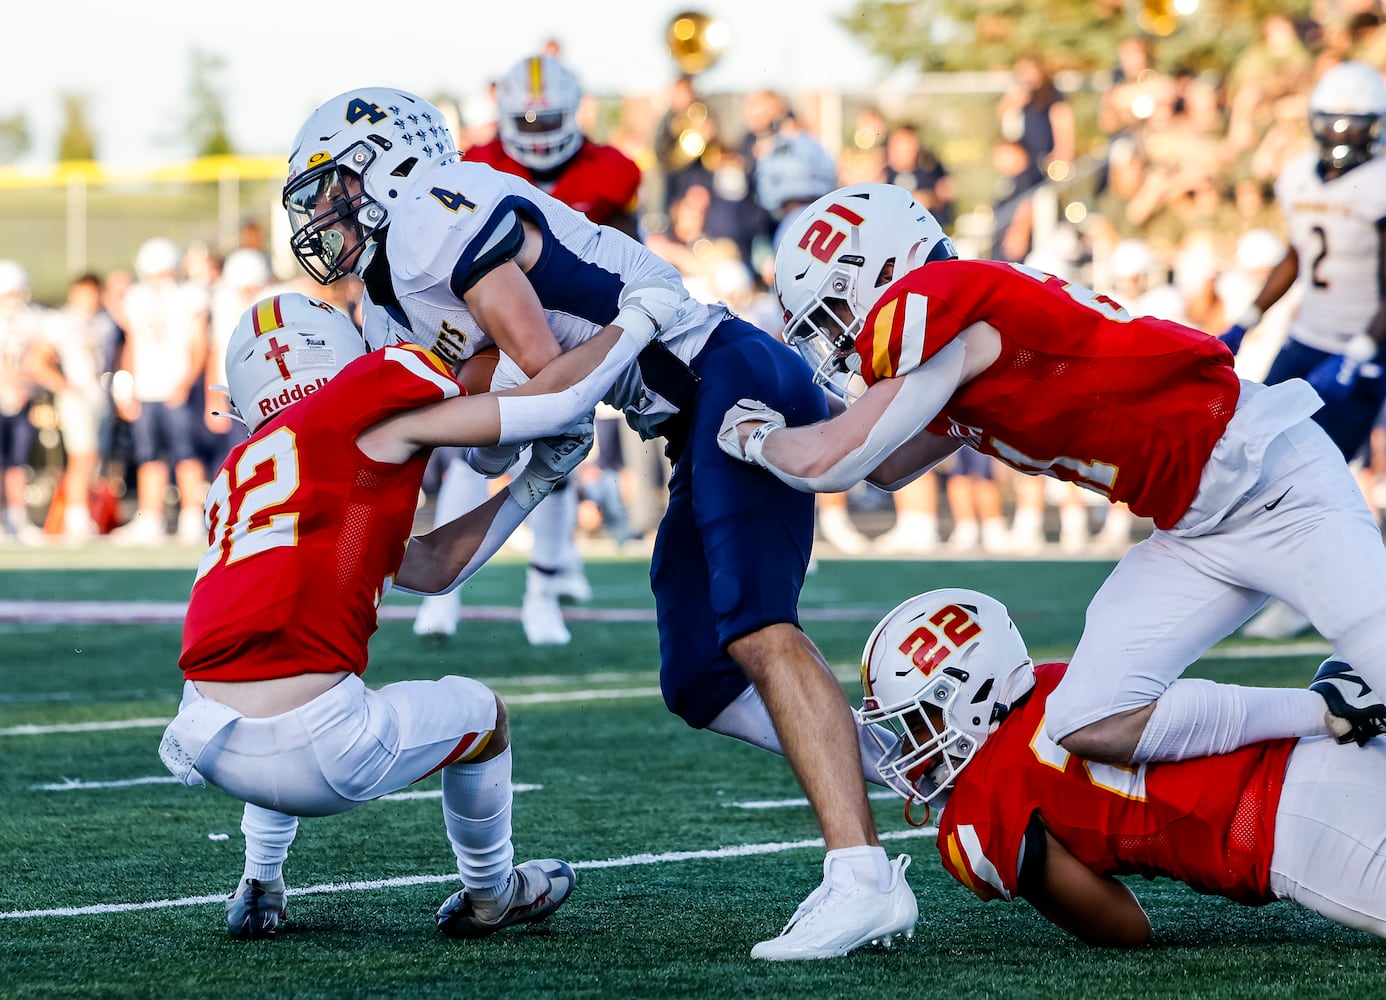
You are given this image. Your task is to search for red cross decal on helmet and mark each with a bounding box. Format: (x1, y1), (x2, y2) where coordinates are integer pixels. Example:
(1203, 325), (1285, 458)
(264, 336), (291, 380)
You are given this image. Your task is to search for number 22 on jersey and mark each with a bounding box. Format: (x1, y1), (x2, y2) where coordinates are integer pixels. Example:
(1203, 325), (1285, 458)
(196, 427), (302, 581)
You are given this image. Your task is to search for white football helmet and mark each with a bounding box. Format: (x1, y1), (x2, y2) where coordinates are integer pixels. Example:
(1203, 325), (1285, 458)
(754, 132), (839, 219)
(858, 588), (1034, 812)
(1309, 61), (1386, 174)
(773, 183), (956, 400)
(283, 88), (458, 284)
(225, 292), (366, 432)
(135, 237), (182, 281)
(495, 55), (584, 173)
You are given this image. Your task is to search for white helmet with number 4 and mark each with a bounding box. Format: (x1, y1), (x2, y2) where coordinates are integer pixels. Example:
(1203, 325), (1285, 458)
(1309, 60), (1386, 174)
(225, 293), (367, 433)
(773, 182), (956, 400)
(283, 88), (458, 283)
(858, 588), (1034, 813)
(496, 55), (584, 173)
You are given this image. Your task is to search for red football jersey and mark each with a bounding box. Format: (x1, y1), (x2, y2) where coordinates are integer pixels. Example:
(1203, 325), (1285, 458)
(857, 261), (1241, 528)
(937, 662), (1294, 907)
(180, 345), (462, 681)
(462, 138), (641, 225)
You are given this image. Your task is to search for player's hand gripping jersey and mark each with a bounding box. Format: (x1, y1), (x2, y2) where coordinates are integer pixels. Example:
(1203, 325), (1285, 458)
(937, 663), (1294, 906)
(857, 261), (1242, 527)
(463, 138), (640, 227)
(180, 345), (461, 681)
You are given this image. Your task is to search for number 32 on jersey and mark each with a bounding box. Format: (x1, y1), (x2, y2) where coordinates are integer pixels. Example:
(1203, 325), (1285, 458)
(195, 427), (301, 581)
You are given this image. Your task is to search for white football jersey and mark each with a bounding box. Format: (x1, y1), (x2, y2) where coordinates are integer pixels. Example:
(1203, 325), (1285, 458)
(362, 159), (725, 437)
(1275, 149), (1386, 352)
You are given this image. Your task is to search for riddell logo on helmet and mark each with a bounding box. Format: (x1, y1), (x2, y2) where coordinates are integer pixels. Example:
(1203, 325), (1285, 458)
(259, 377), (330, 417)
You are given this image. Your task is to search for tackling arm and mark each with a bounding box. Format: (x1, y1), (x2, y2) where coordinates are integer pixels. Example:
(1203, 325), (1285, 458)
(723, 339), (966, 494)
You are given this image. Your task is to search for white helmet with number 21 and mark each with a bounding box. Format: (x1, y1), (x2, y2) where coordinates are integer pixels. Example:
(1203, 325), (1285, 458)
(858, 588), (1034, 817)
(773, 182), (956, 400)
(225, 292), (367, 433)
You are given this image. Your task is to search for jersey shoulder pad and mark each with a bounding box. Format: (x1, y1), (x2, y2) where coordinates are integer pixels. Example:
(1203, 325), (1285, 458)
(858, 269), (951, 383)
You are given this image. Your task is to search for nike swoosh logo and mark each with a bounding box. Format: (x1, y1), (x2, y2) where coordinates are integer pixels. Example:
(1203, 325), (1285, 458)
(1264, 487), (1292, 511)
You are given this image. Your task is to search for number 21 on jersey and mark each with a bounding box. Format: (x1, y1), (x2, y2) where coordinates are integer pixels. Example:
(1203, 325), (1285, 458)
(196, 427), (302, 581)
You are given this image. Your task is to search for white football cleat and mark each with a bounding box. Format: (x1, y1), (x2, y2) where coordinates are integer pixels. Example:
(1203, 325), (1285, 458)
(436, 859), (576, 939)
(550, 565), (592, 603)
(523, 567), (572, 644)
(226, 876), (286, 940)
(751, 854), (918, 961)
(413, 592), (461, 638)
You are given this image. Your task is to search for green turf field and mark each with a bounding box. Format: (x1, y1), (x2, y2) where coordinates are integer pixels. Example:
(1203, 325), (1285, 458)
(0, 548), (1376, 999)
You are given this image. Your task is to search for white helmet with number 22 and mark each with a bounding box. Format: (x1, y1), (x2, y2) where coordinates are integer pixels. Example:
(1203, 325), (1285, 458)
(858, 588), (1034, 816)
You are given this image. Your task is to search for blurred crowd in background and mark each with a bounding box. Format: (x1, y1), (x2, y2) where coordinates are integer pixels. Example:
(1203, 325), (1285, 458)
(5, 6), (1386, 556)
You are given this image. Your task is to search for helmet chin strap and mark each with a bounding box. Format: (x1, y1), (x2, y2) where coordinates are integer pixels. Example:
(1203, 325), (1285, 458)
(904, 796), (931, 828)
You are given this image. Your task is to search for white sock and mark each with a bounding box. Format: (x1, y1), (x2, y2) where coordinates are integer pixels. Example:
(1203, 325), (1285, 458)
(434, 457), (489, 524)
(1132, 679), (1329, 763)
(824, 845), (892, 892)
(240, 803), (298, 883)
(707, 685), (894, 790)
(529, 481), (579, 572)
(442, 746), (514, 898)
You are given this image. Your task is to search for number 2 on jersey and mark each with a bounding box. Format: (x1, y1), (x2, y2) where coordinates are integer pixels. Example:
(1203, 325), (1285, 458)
(196, 427), (302, 581)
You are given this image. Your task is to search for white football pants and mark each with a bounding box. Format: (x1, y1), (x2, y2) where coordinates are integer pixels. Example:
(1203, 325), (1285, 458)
(1048, 381), (1386, 739)
(1272, 735), (1386, 937)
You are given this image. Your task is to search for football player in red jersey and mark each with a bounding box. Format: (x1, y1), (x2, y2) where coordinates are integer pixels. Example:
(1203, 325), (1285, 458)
(159, 284), (678, 940)
(719, 182), (1386, 770)
(859, 588), (1386, 943)
(413, 53), (644, 644)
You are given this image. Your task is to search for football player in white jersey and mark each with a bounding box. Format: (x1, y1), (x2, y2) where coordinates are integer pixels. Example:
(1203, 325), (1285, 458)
(281, 88), (918, 960)
(1220, 60), (1386, 639)
(1222, 61), (1386, 456)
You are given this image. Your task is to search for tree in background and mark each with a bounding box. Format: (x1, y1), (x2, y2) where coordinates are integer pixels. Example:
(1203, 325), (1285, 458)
(185, 48), (234, 157)
(57, 93), (98, 163)
(838, 0), (1313, 74)
(0, 112), (30, 163)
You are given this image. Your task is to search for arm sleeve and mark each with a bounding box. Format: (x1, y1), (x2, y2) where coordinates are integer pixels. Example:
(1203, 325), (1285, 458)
(757, 339), (966, 493)
(393, 493), (531, 596)
(492, 323), (646, 445)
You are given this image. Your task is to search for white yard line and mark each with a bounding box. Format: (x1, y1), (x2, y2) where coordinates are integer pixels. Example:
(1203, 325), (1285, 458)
(0, 827), (937, 920)
(30, 778), (542, 796)
(731, 791), (898, 809)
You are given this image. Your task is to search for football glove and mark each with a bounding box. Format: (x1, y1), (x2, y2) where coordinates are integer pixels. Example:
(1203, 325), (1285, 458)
(717, 398), (787, 466)
(507, 412), (595, 511)
(614, 279), (686, 344)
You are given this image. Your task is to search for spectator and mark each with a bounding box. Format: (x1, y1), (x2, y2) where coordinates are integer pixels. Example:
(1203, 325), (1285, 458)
(205, 248), (275, 474)
(110, 238), (210, 545)
(989, 138), (1046, 263)
(28, 273), (121, 539)
(997, 52), (1077, 178)
(838, 105), (888, 185)
(0, 261), (48, 543)
(883, 123), (954, 228)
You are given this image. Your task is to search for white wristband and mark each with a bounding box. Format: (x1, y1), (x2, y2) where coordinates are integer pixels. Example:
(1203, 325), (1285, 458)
(744, 423), (778, 466)
(612, 303), (658, 345)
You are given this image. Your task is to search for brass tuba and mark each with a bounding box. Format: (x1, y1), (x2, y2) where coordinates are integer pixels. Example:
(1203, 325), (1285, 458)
(666, 11), (728, 76)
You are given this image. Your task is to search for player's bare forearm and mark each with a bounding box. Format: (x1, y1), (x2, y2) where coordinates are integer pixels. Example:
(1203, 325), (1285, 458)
(1256, 249), (1300, 314)
(396, 491), (511, 594)
(463, 260), (562, 378)
(867, 430), (960, 491)
(1024, 830), (1152, 948)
